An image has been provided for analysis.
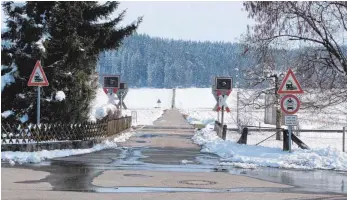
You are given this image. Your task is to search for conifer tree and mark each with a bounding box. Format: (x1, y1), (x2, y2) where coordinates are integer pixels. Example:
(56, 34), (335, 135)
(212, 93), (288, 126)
(1, 1), (141, 123)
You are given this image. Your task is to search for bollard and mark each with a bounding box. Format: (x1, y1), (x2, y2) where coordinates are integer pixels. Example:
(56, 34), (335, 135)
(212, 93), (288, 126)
(222, 125), (227, 140)
(214, 121), (218, 132)
(283, 129), (289, 151)
(343, 127), (345, 152)
(237, 127), (248, 144)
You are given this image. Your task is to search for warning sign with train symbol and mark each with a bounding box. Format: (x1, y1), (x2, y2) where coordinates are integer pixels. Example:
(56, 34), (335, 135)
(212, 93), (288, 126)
(34, 72), (44, 82)
(278, 69), (303, 94)
(28, 60), (49, 86)
(285, 80), (297, 91)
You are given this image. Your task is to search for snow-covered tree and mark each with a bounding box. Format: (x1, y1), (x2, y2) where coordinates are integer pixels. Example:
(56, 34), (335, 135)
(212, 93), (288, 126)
(97, 34), (250, 88)
(1, 1), (141, 123)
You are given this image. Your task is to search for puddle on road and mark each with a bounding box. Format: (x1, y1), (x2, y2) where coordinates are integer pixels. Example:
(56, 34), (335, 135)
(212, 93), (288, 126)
(3, 146), (347, 195)
(94, 186), (220, 193)
(92, 186), (345, 195)
(62, 185), (342, 195)
(138, 134), (161, 138)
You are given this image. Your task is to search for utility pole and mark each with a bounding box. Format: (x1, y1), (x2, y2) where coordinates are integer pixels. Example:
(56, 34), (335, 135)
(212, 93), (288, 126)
(120, 92), (123, 116)
(265, 72), (282, 141)
(237, 89), (240, 128)
(274, 75), (282, 140)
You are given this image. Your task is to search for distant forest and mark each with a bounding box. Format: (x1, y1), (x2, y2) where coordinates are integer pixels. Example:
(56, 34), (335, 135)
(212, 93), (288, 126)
(96, 34), (290, 88)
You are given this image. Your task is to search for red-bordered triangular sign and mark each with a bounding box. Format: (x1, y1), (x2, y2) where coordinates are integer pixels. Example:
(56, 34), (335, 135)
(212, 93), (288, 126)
(28, 60), (49, 86)
(278, 68), (303, 94)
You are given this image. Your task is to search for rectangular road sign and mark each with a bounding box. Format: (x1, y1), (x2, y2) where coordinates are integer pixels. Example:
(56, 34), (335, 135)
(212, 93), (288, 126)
(285, 115), (298, 126)
(103, 75), (120, 88)
(215, 77), (232, 90)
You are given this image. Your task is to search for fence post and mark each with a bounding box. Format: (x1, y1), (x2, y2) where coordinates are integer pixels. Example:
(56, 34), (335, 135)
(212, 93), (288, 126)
(283, 129), (289, 151)
(237, 127), (248, 144)
(343, 127), (345, 152)
(222, 125), (227, 140)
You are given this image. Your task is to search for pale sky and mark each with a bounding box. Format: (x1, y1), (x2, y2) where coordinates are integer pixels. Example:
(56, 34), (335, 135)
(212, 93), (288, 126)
(1, 1), (253, 43)
(116, 1), (252, 42)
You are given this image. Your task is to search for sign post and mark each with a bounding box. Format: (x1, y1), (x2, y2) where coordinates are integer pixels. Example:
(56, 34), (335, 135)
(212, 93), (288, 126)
(103, 75), (120, 115)
(284, 115), (298, 152)
(212, 77), (232, 139)
(116, 82), (128, 112)
(37, 86), (40, 124)
(278, 68), (303, 152)
(212, 85), (220, 121)
(28, 61), (49, 124)
(280, 94), (301, 153)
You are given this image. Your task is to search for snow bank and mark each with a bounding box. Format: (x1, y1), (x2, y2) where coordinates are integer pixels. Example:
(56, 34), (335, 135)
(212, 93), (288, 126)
(193, 125), (347, 171)
(1, 131), (135, 165)
(123, 108), (164, 126)
(88, 88), (118, 122)
(89, 88), (168, 125)
(55, 91), (66, 101)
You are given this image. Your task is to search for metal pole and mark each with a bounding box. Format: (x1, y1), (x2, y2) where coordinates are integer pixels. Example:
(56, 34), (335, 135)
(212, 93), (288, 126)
(288, 125), (292, 152)
(221, 95), (225, 128)
(221, 105), (225, 138)
(37, 86), (41, 125)
(343, 127), (345, 152)
(120, 92), (123, 116)
(237, 90), (240, 128)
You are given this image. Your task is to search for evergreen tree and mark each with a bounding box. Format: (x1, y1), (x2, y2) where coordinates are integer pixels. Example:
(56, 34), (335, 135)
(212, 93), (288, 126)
(1, 1), (141, 123)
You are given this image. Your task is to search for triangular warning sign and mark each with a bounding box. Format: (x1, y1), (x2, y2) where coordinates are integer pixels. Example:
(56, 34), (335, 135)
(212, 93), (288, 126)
(278, 69), (303, 94)
(28, 60), (49, 86)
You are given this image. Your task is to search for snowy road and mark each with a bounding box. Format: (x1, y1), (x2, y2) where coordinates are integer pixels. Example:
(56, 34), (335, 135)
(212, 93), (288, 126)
(2, 110), (347, 199)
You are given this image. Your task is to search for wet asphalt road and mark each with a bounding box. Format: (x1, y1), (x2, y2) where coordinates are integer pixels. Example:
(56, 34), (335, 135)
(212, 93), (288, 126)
(2, 109), (347, 199)
(2, 132), (347, 195)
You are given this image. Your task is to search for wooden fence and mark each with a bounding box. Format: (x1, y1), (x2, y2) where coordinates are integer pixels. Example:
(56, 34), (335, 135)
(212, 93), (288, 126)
(226, 126), (346, 152)
(1, 116), (131, 144)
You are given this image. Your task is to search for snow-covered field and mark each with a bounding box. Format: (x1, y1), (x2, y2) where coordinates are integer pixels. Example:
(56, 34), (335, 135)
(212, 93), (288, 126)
(176, 88), (347, 129)
(193, 124), (347, 171)
(176, 88), (347, 151)
(122, 88), (172, 126)
(89, 88), (171, 126)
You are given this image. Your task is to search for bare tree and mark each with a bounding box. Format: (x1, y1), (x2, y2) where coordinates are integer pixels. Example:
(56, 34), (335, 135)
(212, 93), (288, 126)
(243, 1), (347, 109)
(238, 46), (286, 140)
